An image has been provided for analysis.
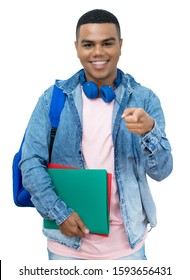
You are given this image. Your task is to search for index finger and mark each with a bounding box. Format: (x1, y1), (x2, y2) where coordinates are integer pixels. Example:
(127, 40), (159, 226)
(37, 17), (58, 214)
(121, 107), (136, 118)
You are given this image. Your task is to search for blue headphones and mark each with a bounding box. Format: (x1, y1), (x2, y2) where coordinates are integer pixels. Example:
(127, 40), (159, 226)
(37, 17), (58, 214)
(80, 69), (122, 103)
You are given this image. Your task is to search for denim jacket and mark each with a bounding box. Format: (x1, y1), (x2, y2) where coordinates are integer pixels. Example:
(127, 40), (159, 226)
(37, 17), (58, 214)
(20, 69), (173, 249)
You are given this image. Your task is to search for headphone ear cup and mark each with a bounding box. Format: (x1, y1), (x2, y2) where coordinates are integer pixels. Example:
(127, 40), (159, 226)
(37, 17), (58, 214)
(83, 81), (99, 99)
(100, 86), (116, 103)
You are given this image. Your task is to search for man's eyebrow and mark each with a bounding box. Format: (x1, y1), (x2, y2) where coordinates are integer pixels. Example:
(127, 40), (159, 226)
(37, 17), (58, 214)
(81, 37), (116, 44)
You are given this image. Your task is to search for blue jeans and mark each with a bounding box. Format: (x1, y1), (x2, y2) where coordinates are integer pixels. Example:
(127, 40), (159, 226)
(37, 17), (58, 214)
(48, 244), (147, 260)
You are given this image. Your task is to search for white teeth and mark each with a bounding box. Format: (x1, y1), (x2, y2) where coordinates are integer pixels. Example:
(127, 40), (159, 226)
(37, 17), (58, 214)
(92, 61), (107, 65)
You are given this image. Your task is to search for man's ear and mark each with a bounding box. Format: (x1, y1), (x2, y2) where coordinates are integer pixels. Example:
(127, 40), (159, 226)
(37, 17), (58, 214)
(119, 38), (123, 55)
(74, 41), (78, 50)
(74, 41), (79, 58)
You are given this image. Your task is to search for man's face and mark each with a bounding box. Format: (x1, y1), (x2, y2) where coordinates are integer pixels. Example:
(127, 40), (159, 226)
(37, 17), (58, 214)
(75, 23), (123, 87)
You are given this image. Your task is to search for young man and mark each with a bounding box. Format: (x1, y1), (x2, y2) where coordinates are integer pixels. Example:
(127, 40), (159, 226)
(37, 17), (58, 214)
(20, 9), (173, 260)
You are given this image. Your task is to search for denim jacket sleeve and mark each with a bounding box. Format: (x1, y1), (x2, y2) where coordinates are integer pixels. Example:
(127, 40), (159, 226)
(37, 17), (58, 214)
(137, 90), (173, 181)
(141, 123), (173, 181)
(19, 88), (74, 224)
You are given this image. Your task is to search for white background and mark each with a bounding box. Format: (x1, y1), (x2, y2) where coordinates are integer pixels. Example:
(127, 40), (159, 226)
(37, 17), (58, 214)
(0, 0), (189, 278)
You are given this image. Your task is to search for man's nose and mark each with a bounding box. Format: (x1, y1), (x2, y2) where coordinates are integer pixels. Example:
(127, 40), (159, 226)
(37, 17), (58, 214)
(92, 45), (104, 56)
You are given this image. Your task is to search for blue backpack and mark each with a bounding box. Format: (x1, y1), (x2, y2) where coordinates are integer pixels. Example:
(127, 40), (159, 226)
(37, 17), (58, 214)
(12, 82), (66, 207)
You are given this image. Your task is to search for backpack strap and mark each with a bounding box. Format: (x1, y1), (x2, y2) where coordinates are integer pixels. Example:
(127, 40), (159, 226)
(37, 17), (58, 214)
(49, 81), (66, 161)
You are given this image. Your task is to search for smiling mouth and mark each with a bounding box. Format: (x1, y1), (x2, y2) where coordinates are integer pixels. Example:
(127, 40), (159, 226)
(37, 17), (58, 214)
(91, 60), (109, 65)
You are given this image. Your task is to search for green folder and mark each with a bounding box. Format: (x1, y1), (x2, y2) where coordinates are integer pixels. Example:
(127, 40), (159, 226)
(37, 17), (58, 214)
(44, 168), (110, 235)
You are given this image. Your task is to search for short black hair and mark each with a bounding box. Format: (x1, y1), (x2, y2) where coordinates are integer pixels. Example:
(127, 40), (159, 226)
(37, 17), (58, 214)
(76, 9), (121, 40)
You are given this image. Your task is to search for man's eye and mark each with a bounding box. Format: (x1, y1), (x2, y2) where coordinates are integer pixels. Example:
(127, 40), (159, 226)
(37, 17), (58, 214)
(83, 44), (93, 48)
(103, 42), (112, 47)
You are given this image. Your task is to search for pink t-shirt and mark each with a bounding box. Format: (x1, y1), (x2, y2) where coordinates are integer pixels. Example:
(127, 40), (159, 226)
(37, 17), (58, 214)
(47, 91), (145, 259)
